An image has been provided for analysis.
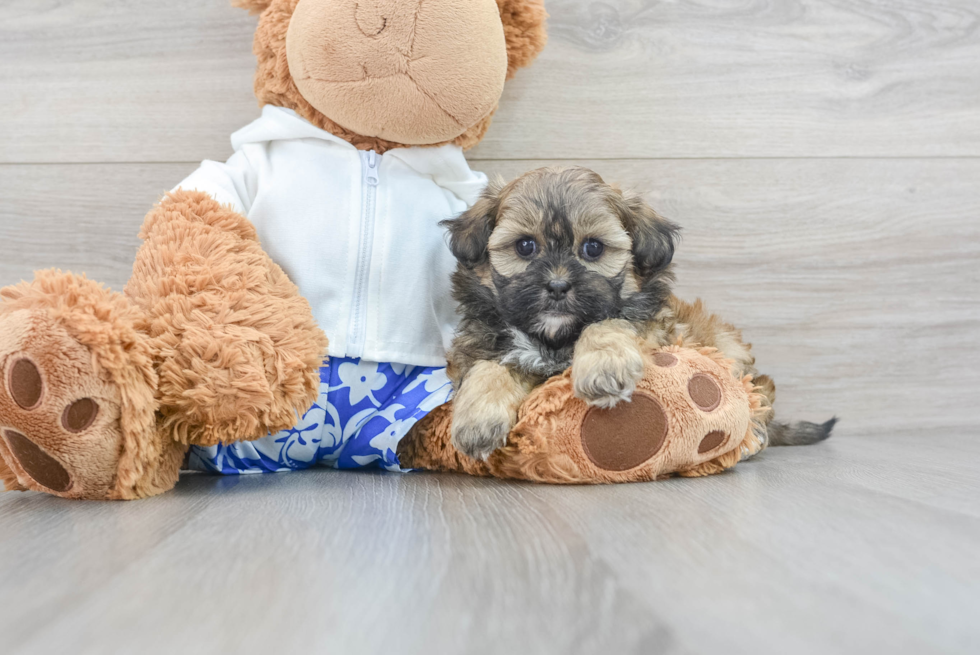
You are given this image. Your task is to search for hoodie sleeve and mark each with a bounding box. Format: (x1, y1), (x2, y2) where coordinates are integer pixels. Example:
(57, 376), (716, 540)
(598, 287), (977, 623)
(172, 149), (258, 216)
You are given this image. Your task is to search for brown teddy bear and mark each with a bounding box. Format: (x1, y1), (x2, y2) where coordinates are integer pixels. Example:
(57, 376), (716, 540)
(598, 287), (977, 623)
(0, 0), (768, 500)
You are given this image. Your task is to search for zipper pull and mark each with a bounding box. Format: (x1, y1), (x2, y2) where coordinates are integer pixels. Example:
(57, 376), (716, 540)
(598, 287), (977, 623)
(366, 150), (379, 186)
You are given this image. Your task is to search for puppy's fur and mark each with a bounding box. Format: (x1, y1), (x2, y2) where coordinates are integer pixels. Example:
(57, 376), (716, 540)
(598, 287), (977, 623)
(443, 166), (833, 460)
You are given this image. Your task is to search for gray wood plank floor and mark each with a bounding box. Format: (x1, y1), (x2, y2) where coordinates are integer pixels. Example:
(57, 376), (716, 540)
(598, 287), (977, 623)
(1, 1), (978, 653)
(1, 435), (978, 655)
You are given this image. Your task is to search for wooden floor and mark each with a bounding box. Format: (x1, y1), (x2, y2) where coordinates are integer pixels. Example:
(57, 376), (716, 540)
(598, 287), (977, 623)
(1, 1), (979, 653)
(0, 434), (976, 655)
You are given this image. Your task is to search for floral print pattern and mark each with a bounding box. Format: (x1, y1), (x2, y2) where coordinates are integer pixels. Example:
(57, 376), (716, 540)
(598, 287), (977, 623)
(187, 357), (453, 475)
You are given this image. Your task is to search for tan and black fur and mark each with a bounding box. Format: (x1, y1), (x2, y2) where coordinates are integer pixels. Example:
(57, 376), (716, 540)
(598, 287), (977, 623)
(442, 166), (834, 460)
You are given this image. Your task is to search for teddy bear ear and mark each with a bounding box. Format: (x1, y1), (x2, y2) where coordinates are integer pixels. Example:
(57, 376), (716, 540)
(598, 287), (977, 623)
(496, 0), (549, 79)
(231, 0), (273, 15)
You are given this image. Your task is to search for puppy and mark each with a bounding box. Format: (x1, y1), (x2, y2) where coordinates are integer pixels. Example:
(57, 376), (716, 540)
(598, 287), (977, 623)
(442, 166), (833, 460)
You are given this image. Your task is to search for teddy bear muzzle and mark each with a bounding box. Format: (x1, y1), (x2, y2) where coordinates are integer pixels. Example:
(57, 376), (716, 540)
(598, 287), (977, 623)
(285, 0), (508, 145)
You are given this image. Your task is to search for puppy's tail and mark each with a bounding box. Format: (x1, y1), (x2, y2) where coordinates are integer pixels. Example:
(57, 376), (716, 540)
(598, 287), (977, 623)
(767, 418), (837, 447)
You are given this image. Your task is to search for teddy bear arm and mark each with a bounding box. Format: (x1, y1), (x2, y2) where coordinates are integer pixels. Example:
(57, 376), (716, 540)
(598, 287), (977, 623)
(126, 190), (328, 448)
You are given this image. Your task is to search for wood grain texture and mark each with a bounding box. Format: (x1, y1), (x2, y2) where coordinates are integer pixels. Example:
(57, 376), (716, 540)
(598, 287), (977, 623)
(1, 434), (978, 655)
(2, 159), (977, 436)
(0, 0), (259, 164)
(0, 163), (193, 290)
(2, 0), (980, 162)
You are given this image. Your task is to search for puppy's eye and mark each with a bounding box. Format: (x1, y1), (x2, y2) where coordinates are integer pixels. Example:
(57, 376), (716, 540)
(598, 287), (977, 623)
(581, 239), (605, 261)
(515, 237), (538, 258)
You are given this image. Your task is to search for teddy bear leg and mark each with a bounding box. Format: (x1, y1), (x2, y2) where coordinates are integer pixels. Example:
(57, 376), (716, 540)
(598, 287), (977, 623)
(126, 190), (329, 448)
(0, 271), (181, 499)
(512, 347), (765, 483)
(400, 347), (765, 484)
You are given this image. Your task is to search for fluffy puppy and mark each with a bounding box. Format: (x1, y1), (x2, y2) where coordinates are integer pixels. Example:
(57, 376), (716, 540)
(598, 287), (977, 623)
(442, 166), (680, 459)
(443, 166), (835, 461)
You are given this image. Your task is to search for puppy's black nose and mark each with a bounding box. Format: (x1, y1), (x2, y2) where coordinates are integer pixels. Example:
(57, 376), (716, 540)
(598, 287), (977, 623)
(547, 279), (571, 299)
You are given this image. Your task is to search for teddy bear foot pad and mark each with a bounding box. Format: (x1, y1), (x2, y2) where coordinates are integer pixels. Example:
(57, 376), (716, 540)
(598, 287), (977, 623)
(578, 352), (736, 475)
(401, 346), (764, 484)
(579, 393), (670, 471)
(497, 347), (757, 484)
(0, 310), (123, 498)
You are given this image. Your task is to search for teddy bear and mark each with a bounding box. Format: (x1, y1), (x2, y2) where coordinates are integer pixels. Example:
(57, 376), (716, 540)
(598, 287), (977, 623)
(0, 0), (767, 500)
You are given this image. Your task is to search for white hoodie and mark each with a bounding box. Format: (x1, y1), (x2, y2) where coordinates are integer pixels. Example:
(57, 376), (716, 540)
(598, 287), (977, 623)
(176, 106), (488, 367)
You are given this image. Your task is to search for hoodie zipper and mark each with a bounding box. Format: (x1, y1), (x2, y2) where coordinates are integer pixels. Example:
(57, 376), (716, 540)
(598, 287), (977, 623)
(346, 149), (380, 359)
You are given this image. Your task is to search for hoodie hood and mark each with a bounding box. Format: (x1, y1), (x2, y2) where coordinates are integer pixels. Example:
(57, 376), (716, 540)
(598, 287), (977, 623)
(232, 106), (487, 206)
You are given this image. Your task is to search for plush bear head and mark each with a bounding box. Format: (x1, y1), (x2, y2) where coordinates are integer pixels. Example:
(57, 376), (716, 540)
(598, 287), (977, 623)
(232, 0), (548, 152)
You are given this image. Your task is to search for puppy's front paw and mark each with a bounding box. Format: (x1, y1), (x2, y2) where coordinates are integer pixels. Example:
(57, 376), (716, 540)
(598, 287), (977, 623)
(451, 410), (513, 461)
(572, 346), (645, 409)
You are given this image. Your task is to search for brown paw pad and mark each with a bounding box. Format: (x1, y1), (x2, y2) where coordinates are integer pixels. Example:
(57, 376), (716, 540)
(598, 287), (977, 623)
(580, 393), (668, 471)
(2, 429), (72, 492)
(652, 352), (678, 368)
(62, 398), (99, 433)
(698, 430), (727, 454)
(688, 373), (722, 412)
(8, 358), (44, 410)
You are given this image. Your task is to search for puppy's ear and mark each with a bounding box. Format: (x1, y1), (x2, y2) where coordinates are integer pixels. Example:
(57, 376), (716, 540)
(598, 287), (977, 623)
(442, 179), (505, 269)
(614, 190), (680, 277)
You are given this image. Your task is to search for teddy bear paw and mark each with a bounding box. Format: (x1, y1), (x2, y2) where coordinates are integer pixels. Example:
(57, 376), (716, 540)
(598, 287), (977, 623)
(0, 310), (123, 498)
(573, 348), (752, 479)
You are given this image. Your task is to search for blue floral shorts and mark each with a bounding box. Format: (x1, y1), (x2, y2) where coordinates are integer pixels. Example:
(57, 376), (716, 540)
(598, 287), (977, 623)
(186, 357), (454, 475)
